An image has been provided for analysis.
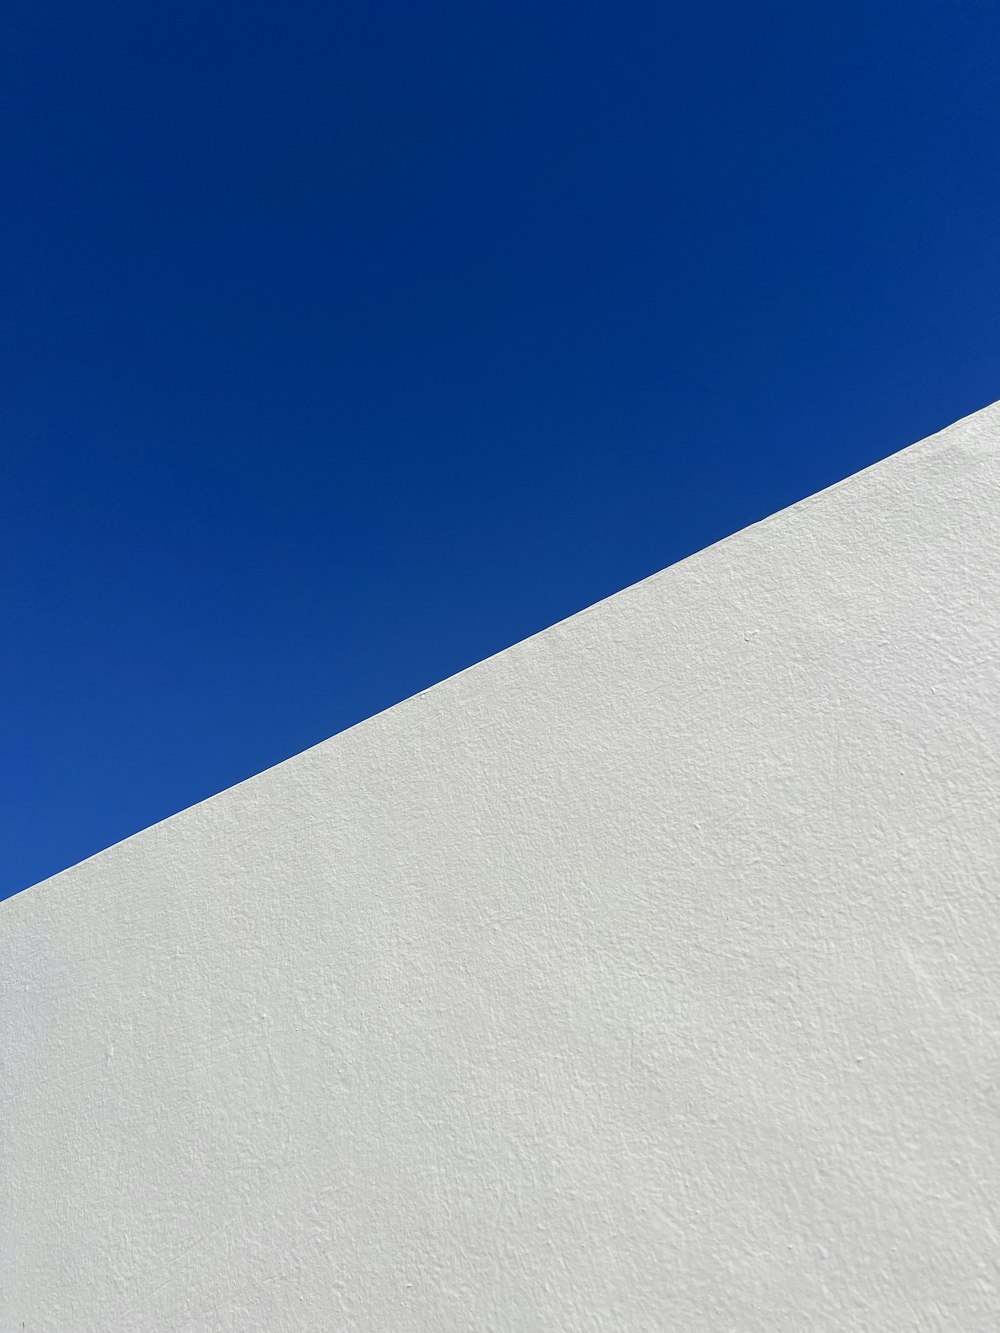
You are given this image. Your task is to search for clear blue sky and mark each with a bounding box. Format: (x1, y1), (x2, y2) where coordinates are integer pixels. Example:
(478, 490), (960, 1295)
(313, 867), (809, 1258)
(3, 0), (999, 898)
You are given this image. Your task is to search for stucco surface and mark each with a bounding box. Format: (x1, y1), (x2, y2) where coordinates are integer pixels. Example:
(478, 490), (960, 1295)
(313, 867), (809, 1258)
(2, 403), (999, 1331)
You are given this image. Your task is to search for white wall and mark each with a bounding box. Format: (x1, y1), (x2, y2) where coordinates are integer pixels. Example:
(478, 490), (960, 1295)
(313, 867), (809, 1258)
(3, 403), (999, 1331)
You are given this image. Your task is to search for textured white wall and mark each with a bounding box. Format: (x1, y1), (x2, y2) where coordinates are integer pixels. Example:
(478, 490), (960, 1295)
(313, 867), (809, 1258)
(3, 404), (999, 1331)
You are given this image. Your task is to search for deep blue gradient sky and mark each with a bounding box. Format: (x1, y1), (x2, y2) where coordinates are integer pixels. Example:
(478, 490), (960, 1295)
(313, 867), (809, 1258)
(3, 1), (1000, 898)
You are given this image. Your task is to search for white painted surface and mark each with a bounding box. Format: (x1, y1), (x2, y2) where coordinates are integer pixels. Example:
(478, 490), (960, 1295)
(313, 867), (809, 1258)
(3, 404), (999, 1331)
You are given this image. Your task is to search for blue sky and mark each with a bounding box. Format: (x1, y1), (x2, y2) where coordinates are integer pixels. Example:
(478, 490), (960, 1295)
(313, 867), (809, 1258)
(3, 0), (1000, 898)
